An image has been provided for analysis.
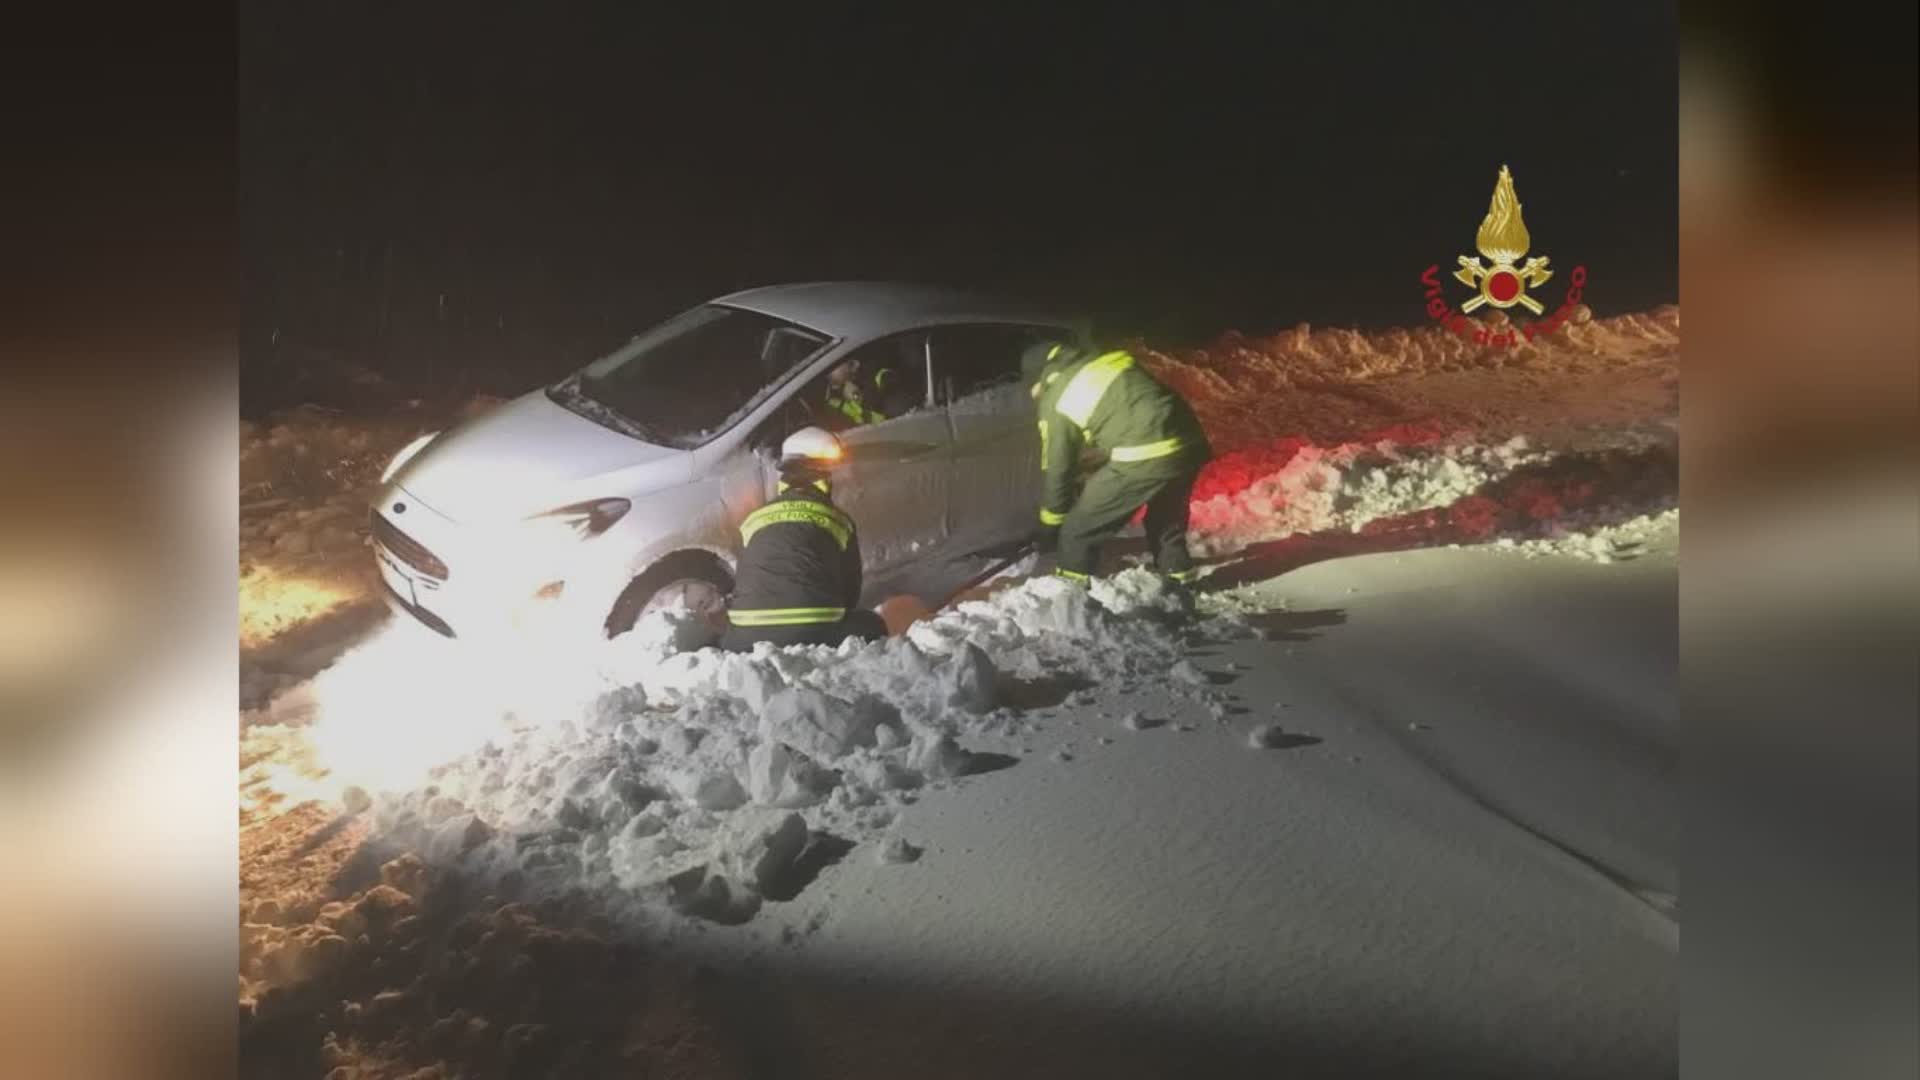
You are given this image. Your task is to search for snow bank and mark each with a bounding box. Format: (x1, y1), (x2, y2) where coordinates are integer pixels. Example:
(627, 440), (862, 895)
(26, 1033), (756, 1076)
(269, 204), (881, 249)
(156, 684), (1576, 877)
(1187, 434), (1541, 557)
(249, 568), (1246, 929)
(1475, 508), (1679, 564)
(1137, 306), (1680, 443)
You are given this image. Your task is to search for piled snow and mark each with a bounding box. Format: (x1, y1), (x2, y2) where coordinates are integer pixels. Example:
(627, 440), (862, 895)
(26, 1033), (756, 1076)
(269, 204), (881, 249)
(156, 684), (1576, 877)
(260, 569), (1246, 929)
(1137, 306), (1680, 444)
(1188, 436), (1542, 557)
(1477, 508), (1679, 564)
(901, 570), (1213, 682)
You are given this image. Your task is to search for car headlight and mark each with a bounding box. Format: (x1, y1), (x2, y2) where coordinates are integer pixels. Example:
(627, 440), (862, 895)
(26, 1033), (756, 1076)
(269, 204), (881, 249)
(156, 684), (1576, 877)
(381, 431), (440, 484)
(524, 498), (631, 541)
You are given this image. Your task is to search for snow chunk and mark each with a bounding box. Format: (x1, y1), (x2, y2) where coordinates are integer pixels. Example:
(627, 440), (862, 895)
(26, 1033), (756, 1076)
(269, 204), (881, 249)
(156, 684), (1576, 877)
(427, 814), (493, 862)
(379, 853), (432, 900)
(941, 642), (998, 713)
(1089, 567), (1189, 617)
(760, 688), (878, 761)
(719, 659), (787, 712)
(747, 740), (835, 808)
(1170, 660), (1210, 686)
(717, 810), (811, 893)
(847, 756), (924, 793)
(586, 685), (648, 733)
(1247, 724), (1290, 749)
(669, 768), (749, 812)
(668, 811), (811, 923)
(910, 733), (971, 780)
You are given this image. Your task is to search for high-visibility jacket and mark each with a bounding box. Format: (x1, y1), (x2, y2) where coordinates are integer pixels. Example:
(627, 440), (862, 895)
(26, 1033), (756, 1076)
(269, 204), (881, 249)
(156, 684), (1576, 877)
(825, 367), (913, 427)
(1035, 350), (1210, 526)
(727, 484), (863, 629)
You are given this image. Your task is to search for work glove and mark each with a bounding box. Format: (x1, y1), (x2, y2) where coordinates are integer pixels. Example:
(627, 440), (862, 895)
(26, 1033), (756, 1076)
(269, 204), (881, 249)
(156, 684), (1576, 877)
(1032, 523), (1060, 554)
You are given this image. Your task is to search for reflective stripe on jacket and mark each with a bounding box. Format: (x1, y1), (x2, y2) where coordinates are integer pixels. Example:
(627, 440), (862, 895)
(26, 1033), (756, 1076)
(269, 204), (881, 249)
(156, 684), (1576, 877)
(1035, 350), (1210, 522)
(825, 389), (884, 426)
(727, 489), (862, 628)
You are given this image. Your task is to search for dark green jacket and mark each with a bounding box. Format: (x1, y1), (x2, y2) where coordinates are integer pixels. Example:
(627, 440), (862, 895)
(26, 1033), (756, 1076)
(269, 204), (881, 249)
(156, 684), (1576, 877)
(1035, 350), (1210, 524)
(728, 485), (863, 628)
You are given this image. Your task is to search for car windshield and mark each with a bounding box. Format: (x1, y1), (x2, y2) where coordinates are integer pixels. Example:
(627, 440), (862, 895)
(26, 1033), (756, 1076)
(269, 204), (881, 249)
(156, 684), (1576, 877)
(547, 305), (831, 448)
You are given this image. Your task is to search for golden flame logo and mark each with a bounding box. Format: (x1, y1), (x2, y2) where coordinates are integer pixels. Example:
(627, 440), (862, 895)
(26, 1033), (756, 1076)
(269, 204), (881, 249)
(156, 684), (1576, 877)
(1454, 165), (1553, 314)
(1475, 165), (1531, 264)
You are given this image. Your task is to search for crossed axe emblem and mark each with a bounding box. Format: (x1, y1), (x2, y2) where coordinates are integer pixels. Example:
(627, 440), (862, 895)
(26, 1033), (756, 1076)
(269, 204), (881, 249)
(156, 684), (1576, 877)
(1454, 254), (1554, 314)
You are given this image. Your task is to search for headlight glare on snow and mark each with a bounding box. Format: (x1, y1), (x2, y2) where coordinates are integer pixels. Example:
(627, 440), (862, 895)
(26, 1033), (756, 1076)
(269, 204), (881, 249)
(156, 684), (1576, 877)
(380, 430), (440, 483)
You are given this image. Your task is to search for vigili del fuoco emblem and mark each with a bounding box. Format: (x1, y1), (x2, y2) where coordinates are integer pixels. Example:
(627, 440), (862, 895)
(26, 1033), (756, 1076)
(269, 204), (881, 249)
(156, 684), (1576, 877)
(1453, 165), (1553, 315)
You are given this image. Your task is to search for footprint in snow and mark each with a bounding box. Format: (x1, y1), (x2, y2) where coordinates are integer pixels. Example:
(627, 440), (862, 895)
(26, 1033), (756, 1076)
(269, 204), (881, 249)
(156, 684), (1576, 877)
(1248, 724), (1323, 750)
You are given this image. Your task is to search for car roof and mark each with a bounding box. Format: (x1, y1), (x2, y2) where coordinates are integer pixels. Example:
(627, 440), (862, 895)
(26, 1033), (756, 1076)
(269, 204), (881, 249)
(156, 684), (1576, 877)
(712, 281), (1076, 340)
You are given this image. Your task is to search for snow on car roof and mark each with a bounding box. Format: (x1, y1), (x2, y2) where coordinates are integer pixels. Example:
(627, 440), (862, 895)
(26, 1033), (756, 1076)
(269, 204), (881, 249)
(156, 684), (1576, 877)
(713, 281), (1074, 341)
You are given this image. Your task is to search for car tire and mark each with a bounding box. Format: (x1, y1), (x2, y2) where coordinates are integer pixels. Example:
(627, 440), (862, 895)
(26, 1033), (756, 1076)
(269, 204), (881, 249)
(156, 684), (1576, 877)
(603, 550), (734, 639)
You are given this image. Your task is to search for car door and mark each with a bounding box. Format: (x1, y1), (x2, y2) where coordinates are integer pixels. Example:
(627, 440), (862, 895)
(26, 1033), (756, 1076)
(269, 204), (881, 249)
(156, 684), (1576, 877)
(751, 331), (952, 575)
(930, 323), (1076, 556)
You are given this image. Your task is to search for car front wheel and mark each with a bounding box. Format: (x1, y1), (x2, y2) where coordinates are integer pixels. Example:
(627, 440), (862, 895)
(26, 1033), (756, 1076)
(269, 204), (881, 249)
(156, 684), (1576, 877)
(603, 550), (733, 639)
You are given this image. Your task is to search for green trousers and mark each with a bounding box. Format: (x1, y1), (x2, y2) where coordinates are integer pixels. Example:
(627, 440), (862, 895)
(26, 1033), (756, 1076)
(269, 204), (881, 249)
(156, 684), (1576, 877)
(1058, 458), (1200, 579)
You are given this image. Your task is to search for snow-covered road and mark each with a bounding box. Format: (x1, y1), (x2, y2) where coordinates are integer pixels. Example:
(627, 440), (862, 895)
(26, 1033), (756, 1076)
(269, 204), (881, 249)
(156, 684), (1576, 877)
(608, 532), (1679, 1078)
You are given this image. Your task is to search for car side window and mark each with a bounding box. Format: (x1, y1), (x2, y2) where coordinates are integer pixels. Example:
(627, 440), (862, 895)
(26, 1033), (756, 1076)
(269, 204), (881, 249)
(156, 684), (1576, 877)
(764, 332), (930, 439)
(930, 324), (1071, 405)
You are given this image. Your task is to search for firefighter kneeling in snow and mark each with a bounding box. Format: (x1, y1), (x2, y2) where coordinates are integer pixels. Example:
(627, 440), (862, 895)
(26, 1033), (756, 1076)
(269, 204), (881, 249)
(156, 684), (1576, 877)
(1025, 342), (1211, 587)
(720, 427), (889, 652)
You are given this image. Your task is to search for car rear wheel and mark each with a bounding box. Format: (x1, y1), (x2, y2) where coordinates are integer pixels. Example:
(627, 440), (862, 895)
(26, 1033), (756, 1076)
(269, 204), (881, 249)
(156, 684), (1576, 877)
(603, 551), (733, 639)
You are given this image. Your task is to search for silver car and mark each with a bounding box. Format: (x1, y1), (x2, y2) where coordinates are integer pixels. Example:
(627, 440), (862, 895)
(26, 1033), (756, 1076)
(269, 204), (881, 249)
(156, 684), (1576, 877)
(369, 282), (1083, 639)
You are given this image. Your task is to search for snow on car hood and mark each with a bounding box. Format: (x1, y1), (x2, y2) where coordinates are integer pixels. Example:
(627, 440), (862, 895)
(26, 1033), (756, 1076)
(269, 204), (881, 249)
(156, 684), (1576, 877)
(389, 390), (692, 521)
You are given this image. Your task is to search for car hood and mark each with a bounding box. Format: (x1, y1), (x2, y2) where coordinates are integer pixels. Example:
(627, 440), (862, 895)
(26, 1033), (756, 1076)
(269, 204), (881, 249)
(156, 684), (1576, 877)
(390, 390), (693, 522)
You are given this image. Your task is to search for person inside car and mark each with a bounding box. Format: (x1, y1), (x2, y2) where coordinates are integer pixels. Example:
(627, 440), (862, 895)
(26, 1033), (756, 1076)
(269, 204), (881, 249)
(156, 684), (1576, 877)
(822, 351), (917, 429)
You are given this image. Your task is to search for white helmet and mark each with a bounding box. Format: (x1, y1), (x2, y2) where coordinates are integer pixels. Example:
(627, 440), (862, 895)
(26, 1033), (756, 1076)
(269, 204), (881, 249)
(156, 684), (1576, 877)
(780, 426), (844, 465)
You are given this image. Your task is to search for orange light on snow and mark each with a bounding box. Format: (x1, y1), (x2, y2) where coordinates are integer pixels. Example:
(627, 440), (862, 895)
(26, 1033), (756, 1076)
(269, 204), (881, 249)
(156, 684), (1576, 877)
(247, 614), (615, 815)
(239, 568), (351, 647)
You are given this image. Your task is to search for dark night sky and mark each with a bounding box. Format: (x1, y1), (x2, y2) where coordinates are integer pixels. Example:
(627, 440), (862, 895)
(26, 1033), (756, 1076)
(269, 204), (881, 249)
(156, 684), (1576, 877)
(240, 3), (1677, 408)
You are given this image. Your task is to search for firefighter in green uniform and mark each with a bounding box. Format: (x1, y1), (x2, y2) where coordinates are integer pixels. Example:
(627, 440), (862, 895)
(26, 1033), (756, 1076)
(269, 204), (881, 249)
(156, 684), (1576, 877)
(1023, 341), (1212, 586)
(721, 427), (889, 652)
